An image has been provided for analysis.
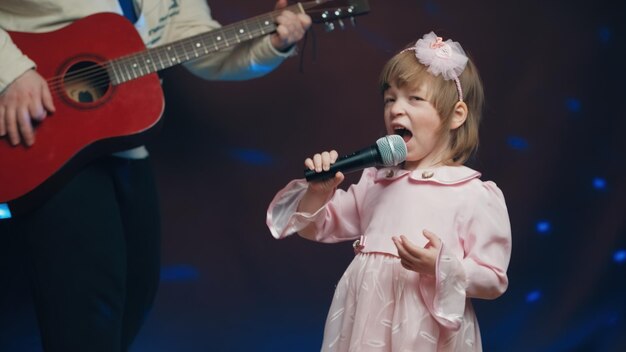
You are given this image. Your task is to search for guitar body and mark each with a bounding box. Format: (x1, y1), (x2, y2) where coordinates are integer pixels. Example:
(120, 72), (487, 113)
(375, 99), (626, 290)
(0, 1), (371, 217)
(1, 13), (164, 216)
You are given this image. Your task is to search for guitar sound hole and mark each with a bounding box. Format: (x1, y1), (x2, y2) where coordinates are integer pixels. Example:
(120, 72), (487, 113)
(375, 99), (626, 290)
(63, 61), (110, 104)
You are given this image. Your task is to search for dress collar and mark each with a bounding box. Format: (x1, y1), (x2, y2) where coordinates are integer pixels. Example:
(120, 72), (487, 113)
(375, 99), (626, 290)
(374, 165), (481, 185)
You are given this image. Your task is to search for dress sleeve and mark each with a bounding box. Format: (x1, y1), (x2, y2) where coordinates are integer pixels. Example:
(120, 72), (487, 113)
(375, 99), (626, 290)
(418, 244), (467, 330)
(418, 180), (512, 330)
(461, 181), (512, 299)
(166, 0), (294, 81)
(266, 168), (376, 243)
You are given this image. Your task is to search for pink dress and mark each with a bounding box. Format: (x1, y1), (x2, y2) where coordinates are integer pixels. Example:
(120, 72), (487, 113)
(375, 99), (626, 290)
(266, 165), (512, 352)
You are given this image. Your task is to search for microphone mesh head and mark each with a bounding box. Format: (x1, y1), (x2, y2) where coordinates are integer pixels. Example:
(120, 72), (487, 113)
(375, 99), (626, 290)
(376, 135), (407, 166)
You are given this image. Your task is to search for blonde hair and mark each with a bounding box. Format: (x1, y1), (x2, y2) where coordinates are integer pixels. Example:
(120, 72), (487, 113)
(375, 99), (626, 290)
(379, 49), (484, 164)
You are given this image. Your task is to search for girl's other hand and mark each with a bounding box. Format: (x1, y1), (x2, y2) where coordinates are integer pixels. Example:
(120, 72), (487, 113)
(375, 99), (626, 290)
(392, 230), (442, 275)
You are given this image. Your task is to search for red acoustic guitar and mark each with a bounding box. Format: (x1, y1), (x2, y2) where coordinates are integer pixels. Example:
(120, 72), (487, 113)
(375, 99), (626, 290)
(0, 0), (369, 218)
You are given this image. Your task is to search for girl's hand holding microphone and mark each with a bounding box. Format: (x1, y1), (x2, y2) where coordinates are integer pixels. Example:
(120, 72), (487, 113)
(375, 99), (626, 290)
(297, 150), (345, 220)
(304, 150), (345, 193)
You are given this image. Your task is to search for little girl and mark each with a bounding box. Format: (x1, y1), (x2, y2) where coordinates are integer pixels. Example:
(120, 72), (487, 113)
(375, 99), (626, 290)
(266, 31), (512, 351)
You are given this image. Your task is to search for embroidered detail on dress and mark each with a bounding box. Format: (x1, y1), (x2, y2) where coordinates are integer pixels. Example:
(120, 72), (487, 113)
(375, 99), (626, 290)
(366, 340), (386, 347)
(329, 307), (345, 322)
(419, 331), (438, 344)
(327, 334), (341, 349)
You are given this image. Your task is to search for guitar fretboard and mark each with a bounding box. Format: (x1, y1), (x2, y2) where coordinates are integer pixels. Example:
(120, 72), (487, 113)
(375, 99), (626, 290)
(106, 8), (294, 85)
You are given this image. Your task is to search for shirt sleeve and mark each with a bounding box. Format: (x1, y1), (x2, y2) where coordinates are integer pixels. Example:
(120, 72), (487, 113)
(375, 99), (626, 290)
(165, 0), (294, 81)
(266, 168), (376, 242)
(0, 29), (36, 93)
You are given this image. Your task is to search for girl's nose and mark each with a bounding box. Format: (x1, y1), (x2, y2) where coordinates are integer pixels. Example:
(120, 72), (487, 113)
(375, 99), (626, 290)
(389, 100), (405, 116)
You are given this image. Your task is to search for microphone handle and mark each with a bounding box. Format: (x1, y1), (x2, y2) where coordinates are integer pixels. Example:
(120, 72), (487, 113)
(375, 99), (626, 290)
(304, 145), (382, 181)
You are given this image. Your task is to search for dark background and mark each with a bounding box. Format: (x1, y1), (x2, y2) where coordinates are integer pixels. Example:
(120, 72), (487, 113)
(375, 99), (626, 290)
(2, 0), (625, 351)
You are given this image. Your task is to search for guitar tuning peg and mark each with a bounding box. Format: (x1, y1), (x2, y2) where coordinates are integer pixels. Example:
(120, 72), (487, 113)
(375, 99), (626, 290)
(338, 19), (345, 30)
(324, 22), (335, 32)
(350, 17), (357, 27)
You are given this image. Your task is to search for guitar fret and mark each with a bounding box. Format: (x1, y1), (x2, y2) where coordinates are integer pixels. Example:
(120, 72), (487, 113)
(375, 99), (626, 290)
(217, 30), (229, 47)
(121, 61), (131, 82)
(126, 60), (137, 81)
(200, 35), (211, 54)
(112, 61), (122, 83)
(240, 22), (252, 40)
(257, 18), (266, 35)
(209, 33), (219, 51)
(165, 46), (177, 67)
(124, 59), (133, 79)
(155, 47), (166, 71)
(191, 40), (201, 58)
(195, 34), (208, 54)
(108, 61), (120, 85)
(228, 27), (235, 45)
(180, 42), (189, 61)
(162, 47), (172, 68)
(137, 53), (152, 75)
(132, 59), (143, 78)
(146, 52), (158, 73)
(228, 26), (240, 44)
(126, 60), (135, 80)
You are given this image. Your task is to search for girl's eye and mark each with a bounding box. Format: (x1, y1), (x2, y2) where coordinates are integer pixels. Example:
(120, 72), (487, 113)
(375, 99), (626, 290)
(383, 97), (395, 105)
(410, 96), (424, 101)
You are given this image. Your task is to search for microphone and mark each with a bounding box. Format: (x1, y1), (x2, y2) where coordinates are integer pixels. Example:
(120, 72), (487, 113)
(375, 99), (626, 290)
(304, 135), (407, 181)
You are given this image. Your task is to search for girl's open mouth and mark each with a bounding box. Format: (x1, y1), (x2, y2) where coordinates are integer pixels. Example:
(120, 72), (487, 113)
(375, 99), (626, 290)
(394, 128), (412, 143)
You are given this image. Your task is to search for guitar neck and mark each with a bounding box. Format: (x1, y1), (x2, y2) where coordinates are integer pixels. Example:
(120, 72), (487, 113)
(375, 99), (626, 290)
(108, 3), (303, 85)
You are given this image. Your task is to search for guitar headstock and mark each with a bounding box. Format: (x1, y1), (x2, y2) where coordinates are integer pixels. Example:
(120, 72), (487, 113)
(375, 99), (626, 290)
(301, 0), (370, 30)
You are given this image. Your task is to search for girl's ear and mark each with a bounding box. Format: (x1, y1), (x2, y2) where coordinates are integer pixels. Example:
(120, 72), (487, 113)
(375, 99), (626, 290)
(450, 101), (468, 130)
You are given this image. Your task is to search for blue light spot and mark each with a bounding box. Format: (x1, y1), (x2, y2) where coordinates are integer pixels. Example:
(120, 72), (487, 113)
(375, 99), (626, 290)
(606, 312), (620, 326)
(592, 177), (607, 190)
(229, 148), (274, 166)
(536, 220), (551, 234)
(598, 26), (611, 43)
(566, 98), (581, 113)
(0, 204), (11, 219)
(614, 249), (626, 263)
(423, 1), (441, 16)
(526, 290), (541, 303)
(96, 300), (113, 320)
(160, 264), (199, 282)
(507, 136), (529, 151)
(356, 27), (395, 53)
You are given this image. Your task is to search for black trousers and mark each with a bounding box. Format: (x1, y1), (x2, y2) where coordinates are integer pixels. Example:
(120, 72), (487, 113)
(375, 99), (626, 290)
(0, 156), (161, 352)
